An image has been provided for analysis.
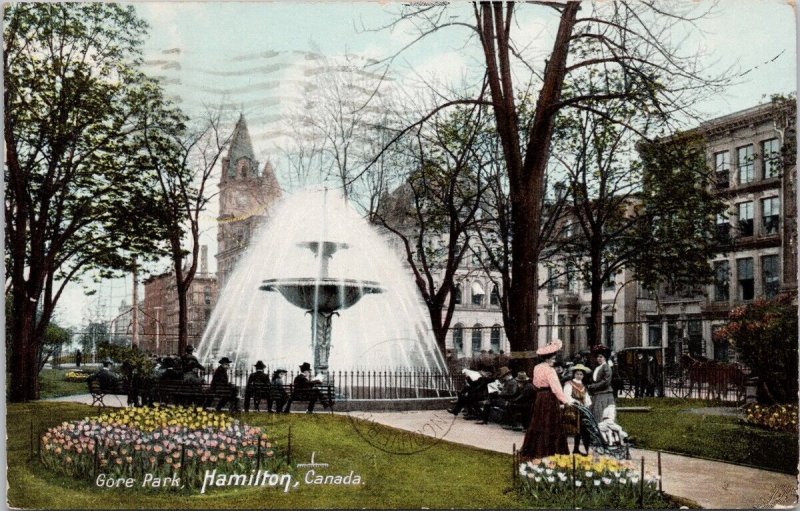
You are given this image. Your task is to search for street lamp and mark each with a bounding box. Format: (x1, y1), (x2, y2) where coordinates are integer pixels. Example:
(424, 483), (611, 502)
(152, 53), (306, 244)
(154, 306), (162, 355)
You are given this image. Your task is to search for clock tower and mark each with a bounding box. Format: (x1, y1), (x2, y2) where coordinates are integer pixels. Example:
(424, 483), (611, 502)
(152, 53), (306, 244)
(216, 114), (282, 289)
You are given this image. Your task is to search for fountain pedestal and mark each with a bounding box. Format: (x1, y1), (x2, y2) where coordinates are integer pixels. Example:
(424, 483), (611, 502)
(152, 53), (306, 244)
(259, 241), (383, 375)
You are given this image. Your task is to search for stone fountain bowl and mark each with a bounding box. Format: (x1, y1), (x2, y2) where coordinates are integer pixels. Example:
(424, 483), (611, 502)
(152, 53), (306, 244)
(260, 278), (383, 313)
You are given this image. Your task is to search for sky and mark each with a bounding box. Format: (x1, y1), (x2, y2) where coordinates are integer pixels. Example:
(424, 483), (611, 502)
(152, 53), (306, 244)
(52, 0), (797, 331)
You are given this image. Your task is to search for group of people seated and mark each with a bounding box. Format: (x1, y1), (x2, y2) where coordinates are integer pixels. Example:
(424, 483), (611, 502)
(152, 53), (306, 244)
(243, 361), (333, 414)
(448, 344), (629, 454)
(92, 346), (333, 414)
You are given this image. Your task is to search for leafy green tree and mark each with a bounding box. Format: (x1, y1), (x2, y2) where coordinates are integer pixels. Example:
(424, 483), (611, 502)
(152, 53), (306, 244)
(375, 105), (490, 353)
(713, 294), (798, 404)
(551, 103), (724, 346)
(4, 4), (181, 400)
(78, 322), (110, 360)
(40, 321), (72, 372)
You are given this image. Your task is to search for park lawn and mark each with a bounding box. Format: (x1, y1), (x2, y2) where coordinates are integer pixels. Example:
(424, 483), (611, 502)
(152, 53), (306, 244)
(8, 402), (525, 509)
(618, 398), (798, 474)
(38, 368), (90, 399)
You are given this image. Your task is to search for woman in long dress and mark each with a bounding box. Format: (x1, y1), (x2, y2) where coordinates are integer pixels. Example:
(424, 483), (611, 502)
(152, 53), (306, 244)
(520, 339), (576, 459)
(588, 344), (616, 424)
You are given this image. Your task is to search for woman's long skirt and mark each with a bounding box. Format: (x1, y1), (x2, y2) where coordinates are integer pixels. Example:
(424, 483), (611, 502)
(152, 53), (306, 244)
(520, 388), (569, 459)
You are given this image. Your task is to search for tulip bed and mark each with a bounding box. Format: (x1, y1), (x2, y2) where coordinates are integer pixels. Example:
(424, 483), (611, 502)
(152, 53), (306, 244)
(40, 405), (280, 490)
(517, 454), (674, 509)
(742, 403), (798, 432)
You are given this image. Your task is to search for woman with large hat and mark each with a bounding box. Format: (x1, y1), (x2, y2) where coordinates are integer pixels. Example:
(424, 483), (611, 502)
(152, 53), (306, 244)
(588, 344), (615, 424)
(520, 339), (576, 459)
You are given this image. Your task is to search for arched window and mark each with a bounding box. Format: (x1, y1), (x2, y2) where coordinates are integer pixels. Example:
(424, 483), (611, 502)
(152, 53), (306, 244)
(453, 284), (462, 305)
(490, 284), (500, 306)
(490, 325), (501, 352)
(471, 324), (483, 353)
(453, 324), (464, 353)
(471, 281), (485, 306)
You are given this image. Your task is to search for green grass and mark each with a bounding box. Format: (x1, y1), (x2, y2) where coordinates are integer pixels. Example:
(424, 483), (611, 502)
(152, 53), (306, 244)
(38, 368), (91, 399)
(618, 398), (798, 474)
(9, 402), (525, 509)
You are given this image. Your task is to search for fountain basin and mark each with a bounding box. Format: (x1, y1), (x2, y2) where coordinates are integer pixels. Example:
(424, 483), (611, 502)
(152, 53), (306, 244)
(259, 278), (383, 313)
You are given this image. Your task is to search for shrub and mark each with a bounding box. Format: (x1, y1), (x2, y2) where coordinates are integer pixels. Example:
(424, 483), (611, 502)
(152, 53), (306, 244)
(713, 293), (798, 403)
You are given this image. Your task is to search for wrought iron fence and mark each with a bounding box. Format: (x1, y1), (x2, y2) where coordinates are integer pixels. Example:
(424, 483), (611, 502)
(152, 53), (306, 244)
(615, 363), (750, 404)
(199, 365), (464, 401)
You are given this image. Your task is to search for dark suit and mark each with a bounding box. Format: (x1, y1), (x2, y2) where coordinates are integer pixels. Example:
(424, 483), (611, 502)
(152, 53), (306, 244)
(508, 381), (535, 427)
(481, 376), (518, 422)
(244, 371), (270, 412)
(288, 372), (319, 412)
(211, 365), (239, 411)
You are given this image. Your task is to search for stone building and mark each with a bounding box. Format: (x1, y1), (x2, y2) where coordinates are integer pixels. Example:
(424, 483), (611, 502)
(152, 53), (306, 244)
(637, 99), (796, 365)
(216, 114), (282, 289)
(141, 247), (219, 355)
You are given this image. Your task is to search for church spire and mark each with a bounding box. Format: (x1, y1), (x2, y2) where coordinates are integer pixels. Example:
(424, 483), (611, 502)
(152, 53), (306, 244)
(228, 113), (255, 162)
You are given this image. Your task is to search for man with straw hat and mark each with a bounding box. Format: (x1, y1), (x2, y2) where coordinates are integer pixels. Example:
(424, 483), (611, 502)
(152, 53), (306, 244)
(519, 339), (577, 459)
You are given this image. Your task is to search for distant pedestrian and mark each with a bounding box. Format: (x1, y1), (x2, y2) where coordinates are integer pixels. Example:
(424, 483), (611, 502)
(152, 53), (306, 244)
(75, 349), (82, 368)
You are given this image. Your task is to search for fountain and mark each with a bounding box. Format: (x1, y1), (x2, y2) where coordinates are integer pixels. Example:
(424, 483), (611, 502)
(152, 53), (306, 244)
(259, 241), (383, 375)
(197, 189), (447, 376)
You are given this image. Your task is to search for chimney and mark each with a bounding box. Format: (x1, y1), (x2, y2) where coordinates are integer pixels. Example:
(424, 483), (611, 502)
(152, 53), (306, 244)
(201, 245), (208, 277)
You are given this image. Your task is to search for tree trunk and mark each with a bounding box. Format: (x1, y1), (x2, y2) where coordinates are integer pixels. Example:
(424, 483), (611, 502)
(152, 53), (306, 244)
(493, 1), (580, 373)
(9, 291), (40, 402)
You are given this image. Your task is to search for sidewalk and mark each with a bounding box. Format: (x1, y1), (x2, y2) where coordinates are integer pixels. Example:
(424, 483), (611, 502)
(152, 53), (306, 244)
(346, 410), (798, 509)
(45, 395), (798, 508)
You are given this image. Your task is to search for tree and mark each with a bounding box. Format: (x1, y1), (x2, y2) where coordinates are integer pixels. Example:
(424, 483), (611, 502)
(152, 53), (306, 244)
(713, 294), (798, 404)
(373, 1), (728, 369)
(78, 322), (110, 360)
(40, 322), (72, 372)
(4, 4), (178, 401)
(140, 107), (232, 356)
(551, 105), (724, 346)
(375, 105), (489, 353)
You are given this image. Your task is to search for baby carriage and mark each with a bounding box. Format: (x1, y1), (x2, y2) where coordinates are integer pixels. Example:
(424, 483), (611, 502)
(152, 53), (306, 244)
(573, 404), (631, 460)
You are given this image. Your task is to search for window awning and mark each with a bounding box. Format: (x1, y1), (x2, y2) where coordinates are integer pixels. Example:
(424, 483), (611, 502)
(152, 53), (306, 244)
(471, 281), (485, 296)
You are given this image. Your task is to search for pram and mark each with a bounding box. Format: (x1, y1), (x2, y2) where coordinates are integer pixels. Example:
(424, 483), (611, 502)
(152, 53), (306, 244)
(573, 404), (631, 460)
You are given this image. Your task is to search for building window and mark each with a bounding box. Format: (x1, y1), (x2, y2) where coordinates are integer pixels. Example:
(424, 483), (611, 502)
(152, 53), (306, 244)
(453, 284), (462, 305)
(471, 325), (482, 354)
(453, 325), (464, 354)
(604, 274), (615, 290)
(737, 258), (754, 301)
(762, 255), (780, 298)
(716, 213), (730, 243)
(737, 145), (753, 184)
(490, 325), (501, 352)
(713, 261), (730, 301)
(712, 325), (729, 362)
(565, 262), (577, 293)
(604, 315), (614, 346)
(203, 287), (211, 305)
(762, 138), (781, 179)
(737, 202), (753, 237)
(648, 322), (662, 347)
(714, 151), (730, 189)
(471, 282), (485, 306)
(761, 197), (780, 236)
(490, 285), (500, 306)
(547, 266), (557, 294)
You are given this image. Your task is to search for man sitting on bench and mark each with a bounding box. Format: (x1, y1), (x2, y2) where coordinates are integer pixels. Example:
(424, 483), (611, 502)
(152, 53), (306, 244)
(288, 362), (330, 413)
(89, 359), (121, 392)
(210, 357), (239, 412)
(244, 360), (270, 412)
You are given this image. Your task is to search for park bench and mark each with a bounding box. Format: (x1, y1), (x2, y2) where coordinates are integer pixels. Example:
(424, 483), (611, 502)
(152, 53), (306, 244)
(151, 380), (241, 411)
(245, 383), (335, 413)
(87, 379), (130, 408)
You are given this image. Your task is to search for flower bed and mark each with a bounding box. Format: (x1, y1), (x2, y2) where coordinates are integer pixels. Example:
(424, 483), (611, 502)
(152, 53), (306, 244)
(742, 403), (798, 432)
(517, 454), (674, 509)
(63, 370), (90, 382)
(40, 405), (279, 490)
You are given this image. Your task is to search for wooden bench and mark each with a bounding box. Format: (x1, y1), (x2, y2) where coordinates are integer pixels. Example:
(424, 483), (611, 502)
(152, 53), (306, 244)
(244, 383), (336, 413)
(88, 379), (129, 408)
(151, 380), (240, 411)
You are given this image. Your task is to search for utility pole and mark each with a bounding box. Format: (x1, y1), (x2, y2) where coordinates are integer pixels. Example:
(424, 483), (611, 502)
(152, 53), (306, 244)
(131, 259), (139, 348)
